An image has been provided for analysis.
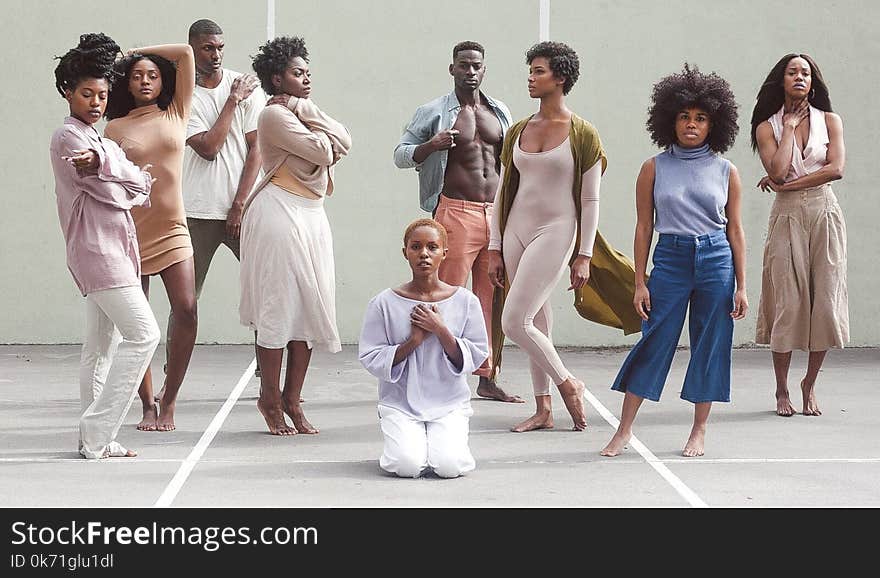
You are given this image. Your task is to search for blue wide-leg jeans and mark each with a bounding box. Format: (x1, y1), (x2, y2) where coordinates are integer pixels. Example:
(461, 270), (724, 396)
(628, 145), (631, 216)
(612, 229), (735, 403)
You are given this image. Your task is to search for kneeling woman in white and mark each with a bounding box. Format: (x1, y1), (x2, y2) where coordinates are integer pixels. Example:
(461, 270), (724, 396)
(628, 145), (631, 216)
(359, 219), (488, 478)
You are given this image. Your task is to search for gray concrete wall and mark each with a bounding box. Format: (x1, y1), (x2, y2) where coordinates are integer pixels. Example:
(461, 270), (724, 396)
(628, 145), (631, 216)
(2, 0), (877, 346)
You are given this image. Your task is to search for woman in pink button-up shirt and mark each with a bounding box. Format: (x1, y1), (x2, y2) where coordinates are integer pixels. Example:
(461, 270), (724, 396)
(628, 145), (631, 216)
(50, 33), (160, 459)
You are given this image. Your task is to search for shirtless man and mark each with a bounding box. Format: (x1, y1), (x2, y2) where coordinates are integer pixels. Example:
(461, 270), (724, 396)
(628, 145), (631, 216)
(394, 41), (523, 403)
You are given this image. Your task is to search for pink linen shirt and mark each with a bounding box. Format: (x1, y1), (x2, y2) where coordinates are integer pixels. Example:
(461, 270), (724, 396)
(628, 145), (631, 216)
(50, 116), (153, 296)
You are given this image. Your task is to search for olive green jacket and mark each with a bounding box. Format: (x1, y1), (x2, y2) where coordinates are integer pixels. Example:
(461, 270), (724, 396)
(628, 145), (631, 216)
(490, 114), (643, 379)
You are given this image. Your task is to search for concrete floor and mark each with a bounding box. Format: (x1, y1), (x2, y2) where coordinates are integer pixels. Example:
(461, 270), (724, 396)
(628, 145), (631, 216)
(1, 344), (878, 508)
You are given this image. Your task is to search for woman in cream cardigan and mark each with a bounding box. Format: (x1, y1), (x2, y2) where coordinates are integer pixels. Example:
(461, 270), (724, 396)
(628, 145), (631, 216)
(240, 36), (351, 436)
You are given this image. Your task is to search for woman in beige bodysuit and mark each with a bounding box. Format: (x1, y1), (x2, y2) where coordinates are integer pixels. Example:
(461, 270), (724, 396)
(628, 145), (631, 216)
(105, 44), (195, 432)
(488, 42), (604, 433)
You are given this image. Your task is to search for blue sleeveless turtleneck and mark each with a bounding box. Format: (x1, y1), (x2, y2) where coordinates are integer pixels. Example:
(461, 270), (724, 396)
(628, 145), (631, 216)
(653, 143), (731, 236)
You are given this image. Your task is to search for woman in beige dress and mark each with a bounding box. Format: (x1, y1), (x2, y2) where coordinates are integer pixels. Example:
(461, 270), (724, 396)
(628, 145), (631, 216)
(750, 53), (848, 417)
(105, 43), (196, 431)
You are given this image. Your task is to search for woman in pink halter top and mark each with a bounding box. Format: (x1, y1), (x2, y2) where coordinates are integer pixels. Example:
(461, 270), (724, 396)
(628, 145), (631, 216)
(750, 53), (849, 418)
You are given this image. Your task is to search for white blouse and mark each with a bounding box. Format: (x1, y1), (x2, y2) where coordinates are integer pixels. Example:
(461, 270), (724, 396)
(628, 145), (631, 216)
(769, 104), (830, 181)
(358, 287), (489, 421)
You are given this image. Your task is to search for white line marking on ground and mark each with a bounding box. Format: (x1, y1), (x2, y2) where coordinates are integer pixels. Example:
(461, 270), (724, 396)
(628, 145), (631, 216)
(580, 387), (709, 508)
(663, 458), (880, 464)
(3, 457), (879, 465)
(153, 357), (256, 508)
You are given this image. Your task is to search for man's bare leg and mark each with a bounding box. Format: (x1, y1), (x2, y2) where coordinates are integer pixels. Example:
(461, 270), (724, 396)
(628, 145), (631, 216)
(601, 391), (645, 457)
(682, 402), (711, 457)
(801, 350), (827, 416)
(256, 345), (295, 435)
(511, 394), (554, 432)
(772, 351), (796, 417)
(476, 376), (524, 403)
(281, 341), (318, 434)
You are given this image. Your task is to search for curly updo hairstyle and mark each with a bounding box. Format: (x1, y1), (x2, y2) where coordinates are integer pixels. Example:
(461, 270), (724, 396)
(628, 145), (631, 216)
(646, 63), (739, 153)
(251, 36), (309, 96)
(54, 32), (121, 97)
(525, 41), (579, 95)
(104, 51), (177, 120)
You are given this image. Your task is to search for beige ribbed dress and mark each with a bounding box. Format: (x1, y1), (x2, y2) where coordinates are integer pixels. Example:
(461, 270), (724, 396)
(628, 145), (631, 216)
(756, 105), (849, 352)
(104, 47), (195, 275)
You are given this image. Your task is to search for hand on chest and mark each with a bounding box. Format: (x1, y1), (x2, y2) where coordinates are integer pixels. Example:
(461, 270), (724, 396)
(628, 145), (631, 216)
(793, 120), (812, 159)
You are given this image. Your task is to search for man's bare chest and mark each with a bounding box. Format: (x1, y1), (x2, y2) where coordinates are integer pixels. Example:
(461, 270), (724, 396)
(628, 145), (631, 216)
(451, 107), (502, 146)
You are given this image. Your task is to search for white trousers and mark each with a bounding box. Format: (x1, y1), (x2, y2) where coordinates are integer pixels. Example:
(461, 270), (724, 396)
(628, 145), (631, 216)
(378, 405), (475, 478)
(79, 286), (160, 459)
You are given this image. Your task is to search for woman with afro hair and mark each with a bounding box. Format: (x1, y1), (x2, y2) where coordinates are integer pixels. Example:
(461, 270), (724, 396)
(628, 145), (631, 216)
(239, 36), (351, 435)
(488, 41), (641, 434)
(104, 40), (195, 433)
(751, 54), (848, 417)
(50, 33), (160, 458)
(601, 64), (748, 458)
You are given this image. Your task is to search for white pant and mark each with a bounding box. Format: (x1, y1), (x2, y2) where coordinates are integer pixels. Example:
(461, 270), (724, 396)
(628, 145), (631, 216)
(378, 405), (475, 478)
(79, 286), (160, 459)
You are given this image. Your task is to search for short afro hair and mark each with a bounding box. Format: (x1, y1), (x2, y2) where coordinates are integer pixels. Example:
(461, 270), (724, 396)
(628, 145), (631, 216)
(646, 63), (739, 153)
(403, 218), (448, 248)
(251, 36), (308, 96)
(104, 53), (177, 120)
(452, 41), (484, 61)
(525, 41), (579, 95)
(54, 32), (121, 97)
(188, 18), (223, 40)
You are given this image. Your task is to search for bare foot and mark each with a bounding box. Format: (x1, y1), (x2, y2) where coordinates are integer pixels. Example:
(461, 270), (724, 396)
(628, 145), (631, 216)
(558, 378), (587, 431)
(682, 427), (706, 457)
(156, 399), (176, 432)
(137, 404), (158, 431)
(776, 391), (796, 417)
(600, 431), (631, 457)
(476, 378), (525, 403)
(260, 385), (303, 403)
(257, 398), (296, 436)
(282, 400), (319, 434)
(103, 441), (137, 458)
(510, 410), (554, 432)
(801, 380), (822, 416)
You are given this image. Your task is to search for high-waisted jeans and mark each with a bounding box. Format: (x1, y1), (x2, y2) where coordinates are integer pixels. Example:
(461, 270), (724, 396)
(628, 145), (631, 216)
(612, 228), (734, 403)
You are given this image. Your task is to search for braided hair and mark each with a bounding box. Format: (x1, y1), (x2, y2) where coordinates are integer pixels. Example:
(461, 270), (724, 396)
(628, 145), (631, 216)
(54, 33), (120, 97)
